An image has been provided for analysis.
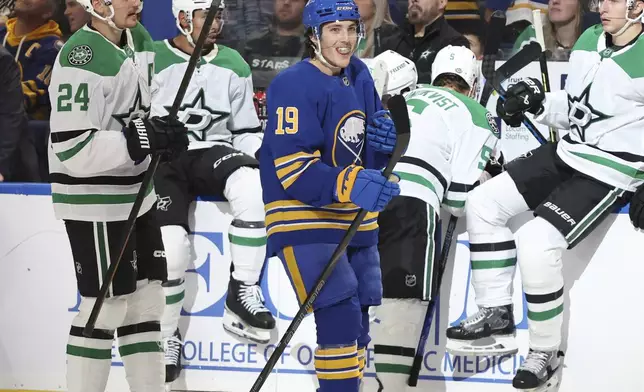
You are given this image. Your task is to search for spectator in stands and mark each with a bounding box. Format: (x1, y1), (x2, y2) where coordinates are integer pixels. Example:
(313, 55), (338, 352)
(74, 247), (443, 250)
(513, 0), (587, 60)
(244, 0), (306, 58)
(458, 20), (485, 59)
(0, 0), (62, 121)
(377, 0), (470, 83)
(243, 0), (306, 89)
(64, 0), (89, 34)
(356, 0), (398, 58)
(0, 45), (40, 182)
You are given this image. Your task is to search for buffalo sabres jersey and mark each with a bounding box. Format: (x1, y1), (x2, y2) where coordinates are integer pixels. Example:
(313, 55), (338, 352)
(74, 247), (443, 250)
(536, 25), (644, 192)
(48, 23), (156, 222)
(259, 56), (390, 256)
(151, 40), (262, 156)
(398, 86), (500, 216)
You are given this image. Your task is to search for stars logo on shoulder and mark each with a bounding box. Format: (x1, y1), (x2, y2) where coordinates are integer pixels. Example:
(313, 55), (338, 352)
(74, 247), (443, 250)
(567, 83), (611, 142)
(113, 88), (150, 128)
(68, 45), (93, 66)
(164, 89), (229, 141)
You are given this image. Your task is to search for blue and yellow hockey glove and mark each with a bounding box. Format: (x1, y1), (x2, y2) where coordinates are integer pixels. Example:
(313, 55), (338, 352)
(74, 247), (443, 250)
(367, 110), (397, 154)
(334, 165), (400, 212)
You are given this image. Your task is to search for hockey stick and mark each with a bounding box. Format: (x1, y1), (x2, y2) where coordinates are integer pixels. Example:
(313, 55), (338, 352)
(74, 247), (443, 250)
(407, 21), (528, 383)
(249, 94), (411, 392)
(82, 2), (222, 337)
(490, 41), (548, 145)
(479, 10), (506, 107)
(407, 214), (458, 386)
(533, 9), (558, 143)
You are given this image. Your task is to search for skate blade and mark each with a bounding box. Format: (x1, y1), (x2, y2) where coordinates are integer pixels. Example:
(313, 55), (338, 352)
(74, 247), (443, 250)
(516, 373), (561, 392)
(223, 310), (271, 344)
(446, 335), (518, 356)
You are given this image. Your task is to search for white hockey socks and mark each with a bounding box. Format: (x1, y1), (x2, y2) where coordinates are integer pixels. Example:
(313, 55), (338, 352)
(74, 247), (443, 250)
(466, 172), (529, 307)
(66, 296), (127, 392)
(229, 219), (267, 284)
(224, 167), (267, 284)
(160, 225), (191, 339)
(515, 217), (567, 351)
(372, 299), (425, 390)
(118, 280), (165, 392)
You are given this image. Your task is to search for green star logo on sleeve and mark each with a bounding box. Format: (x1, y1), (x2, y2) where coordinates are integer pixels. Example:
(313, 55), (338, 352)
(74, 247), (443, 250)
(164, 88), (229, 141)
(68, 45), (93, 66)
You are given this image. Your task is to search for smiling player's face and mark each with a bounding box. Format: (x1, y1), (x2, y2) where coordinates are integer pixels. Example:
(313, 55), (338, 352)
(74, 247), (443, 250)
(318, 20), (359, 69)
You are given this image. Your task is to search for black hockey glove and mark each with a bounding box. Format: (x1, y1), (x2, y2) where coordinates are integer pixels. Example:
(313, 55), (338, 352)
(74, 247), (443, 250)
(497, 78), (545, 127)
(629, 185), (644, 229)
(485, 152), (505, 178)
(124, 116), (189, 162)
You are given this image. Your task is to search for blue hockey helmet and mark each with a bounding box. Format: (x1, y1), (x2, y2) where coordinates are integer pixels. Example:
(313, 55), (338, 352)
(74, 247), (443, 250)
(303, 0), (362, 34)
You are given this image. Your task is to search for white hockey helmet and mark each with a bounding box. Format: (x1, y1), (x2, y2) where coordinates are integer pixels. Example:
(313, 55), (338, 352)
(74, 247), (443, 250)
(172, 0), (226, 46)
(75, 0), (143, 31)
(431, 45), (479, 97)
(366, 50), (418, 98)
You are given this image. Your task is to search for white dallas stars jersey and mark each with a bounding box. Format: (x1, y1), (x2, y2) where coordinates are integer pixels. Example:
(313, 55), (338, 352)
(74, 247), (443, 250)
(397, 86), (500, 216)
(48, 23), (156, 222)
(151, 40), (262, 156)
(536, 26), (644, 192)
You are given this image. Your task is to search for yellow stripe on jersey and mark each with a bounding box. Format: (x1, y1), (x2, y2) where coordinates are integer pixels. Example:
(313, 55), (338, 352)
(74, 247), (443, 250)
(316, 345), (358, 357)
(274, 150), (321, 168)
(267, 221), (379, 236)
(358, 346), (366, 379)
(276, 160), (305, 179)
(315, 344), (360, 380)
(266, 213), (378, 236)
(282, 246), (309, 308)
(265, 200), (363, 212)
(274, 150), (322, 190)
(316, 357), (359, 370)
(281, 158), (320, 189)
(265, 209), (378, 227)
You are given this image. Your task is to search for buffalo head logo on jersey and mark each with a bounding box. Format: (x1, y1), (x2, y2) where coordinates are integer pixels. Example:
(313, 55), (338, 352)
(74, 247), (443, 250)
(333, 110), (366, 166)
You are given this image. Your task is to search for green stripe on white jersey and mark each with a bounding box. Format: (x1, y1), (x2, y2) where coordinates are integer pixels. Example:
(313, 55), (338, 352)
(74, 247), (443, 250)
(151, 41), (261, 150)
(48, 23), (157, 222)
(396, 86), (499, 213)
(547, 25), (644, 191)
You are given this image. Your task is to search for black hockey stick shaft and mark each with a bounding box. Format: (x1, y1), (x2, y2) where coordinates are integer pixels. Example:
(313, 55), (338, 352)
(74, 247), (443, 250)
(532, 9), (557, 143)
(490, 42), (548, 145)
(479, 10), (506, 107)
(83, 1), (222, 337)
(249, 94), (411, 392)
(407, 215), (458, 386)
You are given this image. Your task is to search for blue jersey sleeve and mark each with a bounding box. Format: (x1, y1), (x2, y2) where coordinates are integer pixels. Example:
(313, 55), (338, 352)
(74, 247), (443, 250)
(265, 74), (344, 207)
(357, 65), (389, 170)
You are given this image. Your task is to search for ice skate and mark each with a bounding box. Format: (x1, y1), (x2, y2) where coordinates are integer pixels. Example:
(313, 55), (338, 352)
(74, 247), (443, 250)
(223, 277), (276, 344)
(164, 328), (183, 384)
(445, 304), (518, 356)
(513, 349), (564, 391)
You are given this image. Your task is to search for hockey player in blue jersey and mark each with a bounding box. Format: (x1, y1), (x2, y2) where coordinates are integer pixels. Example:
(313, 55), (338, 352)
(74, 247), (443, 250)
(258, 0), (400, 391)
